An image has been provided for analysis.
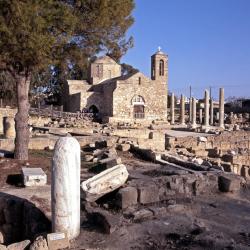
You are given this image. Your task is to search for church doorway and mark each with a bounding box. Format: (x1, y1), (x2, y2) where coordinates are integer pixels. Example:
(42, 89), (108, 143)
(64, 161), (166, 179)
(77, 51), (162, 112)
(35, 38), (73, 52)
(133, 105), (144, 119)
(89, 105), (99, 114)
(88, 105), (100, 121)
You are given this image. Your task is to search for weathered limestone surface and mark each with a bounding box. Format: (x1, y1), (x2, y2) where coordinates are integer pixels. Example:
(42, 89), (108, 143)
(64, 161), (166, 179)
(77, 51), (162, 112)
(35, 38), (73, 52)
(29, 236), (48, 250)
(189, 98), (192, 123)
(81, 164), (129, 202)
(47, 232), (69, 250)
(171, 93), (175, 125)
(191, 97), (196, 128)
(199, 108), (203, 124)
(219, 88), (225, 128)
(51, 137), (80, 240)
(22, 168), (47, 187)
(210, 99), (214, 125)
(0, 108), (17, 134)
(204, 90), (209, 127)
(7, 240), (30, 250)
(116, 187), (138, 209)
(3, 117), (15, 139)
(180, 95), (185, 125)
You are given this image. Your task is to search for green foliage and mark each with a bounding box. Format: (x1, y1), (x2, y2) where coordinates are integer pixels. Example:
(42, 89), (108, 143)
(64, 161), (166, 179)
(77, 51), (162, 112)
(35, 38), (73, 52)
(0, 0), (135, 103)
(0, 0), (76, 73)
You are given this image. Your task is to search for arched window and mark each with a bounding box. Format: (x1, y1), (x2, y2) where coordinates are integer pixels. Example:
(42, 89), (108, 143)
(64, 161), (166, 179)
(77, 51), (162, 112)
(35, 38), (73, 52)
(132, 95), (145, 105)
(159, 60), (164, 76)
(132, 95), (145, 119)
(96, 64), (101, 77)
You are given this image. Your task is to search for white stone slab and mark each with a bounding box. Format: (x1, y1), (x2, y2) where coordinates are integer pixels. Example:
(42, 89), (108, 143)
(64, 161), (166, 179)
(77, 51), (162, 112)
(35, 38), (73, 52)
(22, 167), (47, 187)
(81, 164), (129, 202)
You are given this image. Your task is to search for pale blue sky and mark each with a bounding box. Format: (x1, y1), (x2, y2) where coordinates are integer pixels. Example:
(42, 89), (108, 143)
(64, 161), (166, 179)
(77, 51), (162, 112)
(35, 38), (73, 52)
(122, 0), (250, 100)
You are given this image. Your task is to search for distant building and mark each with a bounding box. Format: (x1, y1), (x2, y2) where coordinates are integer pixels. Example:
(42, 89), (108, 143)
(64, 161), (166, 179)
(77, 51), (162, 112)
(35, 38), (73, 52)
(63, 49), (168, 123)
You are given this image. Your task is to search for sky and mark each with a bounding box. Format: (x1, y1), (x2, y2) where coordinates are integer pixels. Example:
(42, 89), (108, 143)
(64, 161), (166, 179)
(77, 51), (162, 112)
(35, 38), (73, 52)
(122, 0), (250, 100)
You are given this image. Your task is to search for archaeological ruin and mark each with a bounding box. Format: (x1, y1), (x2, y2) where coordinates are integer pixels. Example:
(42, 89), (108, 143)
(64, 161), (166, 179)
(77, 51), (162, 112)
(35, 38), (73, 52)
(0, 49), (250, 249)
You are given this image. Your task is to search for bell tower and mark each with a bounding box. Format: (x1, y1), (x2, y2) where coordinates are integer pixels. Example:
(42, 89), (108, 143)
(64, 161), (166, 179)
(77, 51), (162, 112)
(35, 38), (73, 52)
(151, 47), (168, 84)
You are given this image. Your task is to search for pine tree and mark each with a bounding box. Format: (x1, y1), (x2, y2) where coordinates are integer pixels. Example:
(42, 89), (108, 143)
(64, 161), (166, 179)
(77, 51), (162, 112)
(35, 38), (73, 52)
(0, 0), (134, 160)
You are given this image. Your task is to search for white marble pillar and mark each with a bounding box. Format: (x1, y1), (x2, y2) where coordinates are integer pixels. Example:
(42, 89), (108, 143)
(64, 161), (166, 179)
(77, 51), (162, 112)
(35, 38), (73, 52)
(210, 98), (214, 125)
(51, 137), (81, 240)
(191, 97), (197, 128)
(171, 93), (175, 125)
(199, 109), (203, 124)
(180, 95), (185, 125)
(204, 90), (209, 127)
(219, 88), (225, 128)
(189, 98), (192, 123)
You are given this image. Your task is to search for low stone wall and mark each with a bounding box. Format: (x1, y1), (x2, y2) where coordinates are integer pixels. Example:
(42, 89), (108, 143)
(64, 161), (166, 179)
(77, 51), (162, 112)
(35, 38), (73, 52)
(0, 135), (116, 152)
(167, 131), (250, 153)
(0, 108), (17, 134)
(113, 128), (150, 139)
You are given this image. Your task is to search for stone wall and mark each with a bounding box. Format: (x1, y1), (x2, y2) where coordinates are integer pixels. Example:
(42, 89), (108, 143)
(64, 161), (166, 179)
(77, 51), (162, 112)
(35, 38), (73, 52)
(112, 72), (168, 123)
(113, 128), (150, 139)
(166, 131), (250, 153)
(0, 108), (17, 134)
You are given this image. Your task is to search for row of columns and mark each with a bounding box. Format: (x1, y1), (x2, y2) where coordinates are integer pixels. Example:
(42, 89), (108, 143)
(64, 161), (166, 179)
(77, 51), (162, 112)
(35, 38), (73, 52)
(170, 88), (224, 128)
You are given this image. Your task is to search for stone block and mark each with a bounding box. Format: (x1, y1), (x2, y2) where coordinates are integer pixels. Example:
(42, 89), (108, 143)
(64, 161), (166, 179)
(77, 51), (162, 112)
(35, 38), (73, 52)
(29, 236), (48, 250)
(138, 185), (159, 204)
(7, 240), (30, 250)
(0, 245), (6, 250)
(22, 168), (47, 187)
(81, 164), (129, 202)
(47, 232), (69, 250)
(0, 232), (3, 244)
(117, 143), (130, 152)
(116, 187), (138, 209)
(99, 157), (122, 168)
(218, 174), (243, 192)
(132, 209), (153, 222)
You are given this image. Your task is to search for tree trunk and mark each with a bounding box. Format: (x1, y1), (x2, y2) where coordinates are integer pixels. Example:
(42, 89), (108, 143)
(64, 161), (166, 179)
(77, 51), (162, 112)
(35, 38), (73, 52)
(14, 74), (30, 160)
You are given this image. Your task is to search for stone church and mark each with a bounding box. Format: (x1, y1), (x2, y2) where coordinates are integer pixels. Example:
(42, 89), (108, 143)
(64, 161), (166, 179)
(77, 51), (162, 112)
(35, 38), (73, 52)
(63, 49), (168, 123)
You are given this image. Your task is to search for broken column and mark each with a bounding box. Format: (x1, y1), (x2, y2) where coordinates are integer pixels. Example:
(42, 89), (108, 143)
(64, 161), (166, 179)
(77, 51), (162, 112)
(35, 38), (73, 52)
(191, 97), (197, 128)
(51, 137), (80, 240)
(180, 94), (185, 125)
(219, 87), (225, 128)
(3, 116), (15, 139)
(171, 92), (175, 125)
(204, 89), (209, 127)
(81, 164), (129, 202)
(210, 98), (214, 125)
(199, 108), (203, 124)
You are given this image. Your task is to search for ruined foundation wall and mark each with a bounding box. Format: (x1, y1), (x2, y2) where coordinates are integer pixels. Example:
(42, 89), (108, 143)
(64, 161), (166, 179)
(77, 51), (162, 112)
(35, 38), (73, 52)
(0, 108), (17, 134)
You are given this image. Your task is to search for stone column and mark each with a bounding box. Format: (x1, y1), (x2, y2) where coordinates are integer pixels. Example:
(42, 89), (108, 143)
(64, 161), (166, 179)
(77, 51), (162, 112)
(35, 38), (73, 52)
(189, 98), (192, 123)
(210, 99), (214, 125)
(204, 90), (209, 127)
(180, 95), (185, 125)
(51, 137), (80, 240)
(3, 117), (15, 139)
(219, 88), (225, 128)
(199, 109), (203, 124)
(191, 97), (197, 128)
(171, 93), (175, 125)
